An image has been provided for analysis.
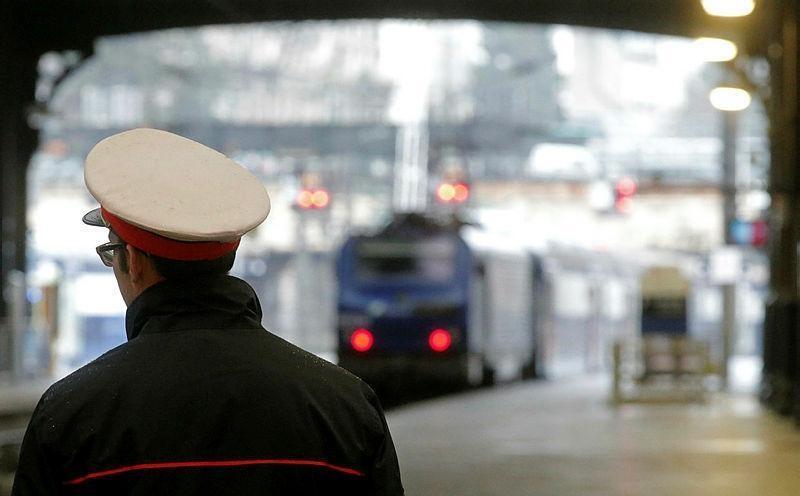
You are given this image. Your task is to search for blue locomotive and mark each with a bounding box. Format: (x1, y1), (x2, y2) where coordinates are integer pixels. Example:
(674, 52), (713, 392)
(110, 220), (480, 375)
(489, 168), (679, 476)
(335, 213), (640, 387)
(336, 214), (536, 386)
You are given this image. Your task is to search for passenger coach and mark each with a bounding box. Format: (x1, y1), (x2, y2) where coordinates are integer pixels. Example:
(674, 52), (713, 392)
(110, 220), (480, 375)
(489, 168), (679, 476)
(335, 213), (638, 389)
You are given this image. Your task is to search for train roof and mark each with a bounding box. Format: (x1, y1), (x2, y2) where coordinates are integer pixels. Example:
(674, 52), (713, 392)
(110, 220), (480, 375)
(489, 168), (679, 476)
(371, 213), (466, 238)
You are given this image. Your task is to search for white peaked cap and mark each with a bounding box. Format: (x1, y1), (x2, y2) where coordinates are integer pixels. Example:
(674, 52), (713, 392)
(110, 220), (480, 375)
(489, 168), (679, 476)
(84, 128), (271, 243)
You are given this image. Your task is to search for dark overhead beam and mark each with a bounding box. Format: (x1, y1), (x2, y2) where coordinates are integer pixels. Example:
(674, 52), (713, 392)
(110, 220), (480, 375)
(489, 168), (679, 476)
(15, 0), (773, 56)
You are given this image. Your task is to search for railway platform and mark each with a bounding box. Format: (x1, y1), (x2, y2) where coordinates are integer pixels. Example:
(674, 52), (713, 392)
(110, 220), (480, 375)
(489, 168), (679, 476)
(0, 378), (53, 495)
(3, 374), (800, 495)
(387, 376), (800, 496)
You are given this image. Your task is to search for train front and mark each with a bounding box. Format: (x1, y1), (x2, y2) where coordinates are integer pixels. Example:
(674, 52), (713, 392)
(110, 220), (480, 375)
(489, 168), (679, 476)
(335, 219), (474, 387)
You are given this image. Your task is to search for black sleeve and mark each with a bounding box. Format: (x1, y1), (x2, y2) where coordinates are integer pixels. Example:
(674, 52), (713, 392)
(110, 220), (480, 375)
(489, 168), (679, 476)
(11, 411), (59, 496)
(362, 385), (404, 496)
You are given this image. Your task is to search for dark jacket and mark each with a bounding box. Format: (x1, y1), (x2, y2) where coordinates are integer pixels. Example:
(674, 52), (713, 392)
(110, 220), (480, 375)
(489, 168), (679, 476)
(12, 275), (403, 495)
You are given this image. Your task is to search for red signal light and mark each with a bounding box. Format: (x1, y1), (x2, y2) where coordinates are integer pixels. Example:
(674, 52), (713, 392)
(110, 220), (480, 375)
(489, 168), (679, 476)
(297, 190), (314, 209)
(453, 183), (469, 202)
(613, 177), (637, 214)
(615, 177), (637, 196)
(437, 182), (469, 204)
(312, 189), (329, 208)
(297, 188), (330, 210)
(350, 328), (374, 352)
(437, 183), (456, 202)
(428, 328), (452, 352)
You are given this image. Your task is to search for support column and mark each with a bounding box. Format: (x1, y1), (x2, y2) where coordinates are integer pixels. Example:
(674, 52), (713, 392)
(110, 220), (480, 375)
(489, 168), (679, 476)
(720, 111), (737, 390)
(0, 6), (39, 374)
(789, 0), (800, 424)
(763, 0), (800, 416)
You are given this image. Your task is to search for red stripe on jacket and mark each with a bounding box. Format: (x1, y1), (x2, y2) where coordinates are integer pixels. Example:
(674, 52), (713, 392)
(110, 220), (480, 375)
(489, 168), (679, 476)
(63, 458), (366, 485)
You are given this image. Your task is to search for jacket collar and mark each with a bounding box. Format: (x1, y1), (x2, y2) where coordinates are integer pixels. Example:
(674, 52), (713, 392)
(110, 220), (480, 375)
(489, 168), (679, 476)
(125, 274), (263, 340)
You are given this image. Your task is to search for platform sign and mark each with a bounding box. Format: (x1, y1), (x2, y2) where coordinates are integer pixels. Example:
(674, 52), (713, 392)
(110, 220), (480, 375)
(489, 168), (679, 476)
(729, 219), (769, 247)
(640, 266), (689, 335)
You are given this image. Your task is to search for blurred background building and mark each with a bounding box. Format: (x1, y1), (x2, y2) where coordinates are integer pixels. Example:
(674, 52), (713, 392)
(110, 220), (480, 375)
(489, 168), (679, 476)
(19, 20), (768, 383)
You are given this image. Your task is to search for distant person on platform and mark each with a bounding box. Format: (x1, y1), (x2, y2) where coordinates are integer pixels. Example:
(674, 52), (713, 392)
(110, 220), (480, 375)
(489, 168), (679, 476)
(12, 128), (403, 495)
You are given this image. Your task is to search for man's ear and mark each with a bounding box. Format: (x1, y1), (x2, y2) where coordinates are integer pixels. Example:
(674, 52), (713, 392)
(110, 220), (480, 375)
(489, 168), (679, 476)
(125, 244), (145, 282)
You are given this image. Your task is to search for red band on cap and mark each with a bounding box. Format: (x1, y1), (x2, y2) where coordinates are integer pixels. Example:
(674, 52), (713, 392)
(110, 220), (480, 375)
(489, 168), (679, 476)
(100, 207), (240, 261)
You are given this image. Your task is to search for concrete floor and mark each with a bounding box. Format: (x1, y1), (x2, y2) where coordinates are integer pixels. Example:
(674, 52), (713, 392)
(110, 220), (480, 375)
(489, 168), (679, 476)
(387, 378), (800, 496)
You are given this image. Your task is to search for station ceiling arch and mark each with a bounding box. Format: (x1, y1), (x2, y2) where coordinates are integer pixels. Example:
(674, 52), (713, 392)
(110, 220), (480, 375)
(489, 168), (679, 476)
(0, 0), (788, 322)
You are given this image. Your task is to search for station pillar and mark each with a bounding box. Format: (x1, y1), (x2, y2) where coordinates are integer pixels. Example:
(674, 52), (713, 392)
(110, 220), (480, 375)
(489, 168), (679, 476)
(763, 0), (800, 418)
(0, 6), (39, 375)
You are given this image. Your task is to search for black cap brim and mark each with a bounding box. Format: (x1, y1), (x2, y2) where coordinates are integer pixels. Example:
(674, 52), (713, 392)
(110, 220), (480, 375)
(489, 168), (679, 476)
(82, 207), (108, 227)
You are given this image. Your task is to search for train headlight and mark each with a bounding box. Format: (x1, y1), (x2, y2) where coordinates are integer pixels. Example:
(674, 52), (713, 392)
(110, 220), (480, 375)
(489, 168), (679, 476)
(428, 328), (452, 352)
(350, 328), (374, 352)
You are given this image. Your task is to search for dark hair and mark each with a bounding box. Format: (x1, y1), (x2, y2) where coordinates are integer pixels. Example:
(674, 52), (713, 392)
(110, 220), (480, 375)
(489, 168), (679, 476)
(116, 246), (236, 280)
(150, 251), (236, 280)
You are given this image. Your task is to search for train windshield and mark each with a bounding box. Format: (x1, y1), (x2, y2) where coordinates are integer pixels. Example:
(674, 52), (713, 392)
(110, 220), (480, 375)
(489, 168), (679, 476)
(355, 237), (457, 283)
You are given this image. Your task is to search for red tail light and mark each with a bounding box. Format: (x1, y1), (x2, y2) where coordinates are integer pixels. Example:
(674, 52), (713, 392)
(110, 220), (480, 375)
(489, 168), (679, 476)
(453, 183), (469, 202)
(312, 189), (330, 208)
(350, 328), (374, 352)
(428, 329), (452, 352)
